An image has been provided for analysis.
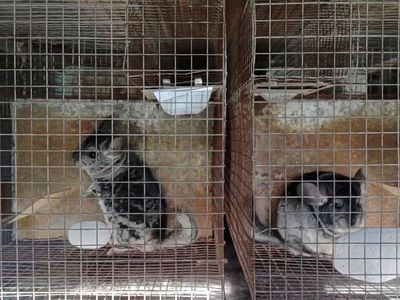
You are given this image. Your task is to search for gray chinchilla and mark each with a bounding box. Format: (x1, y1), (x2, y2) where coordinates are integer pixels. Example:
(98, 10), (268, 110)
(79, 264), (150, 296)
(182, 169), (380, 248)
(255, 169), (366, 257)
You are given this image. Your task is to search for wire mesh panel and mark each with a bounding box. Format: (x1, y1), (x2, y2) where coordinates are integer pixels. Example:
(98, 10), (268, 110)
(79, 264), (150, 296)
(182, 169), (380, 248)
(225, 0), (255, 295)
(127, 0), (224, 88)
(0, 0), (225, 298)
(226, 0), (400, 299)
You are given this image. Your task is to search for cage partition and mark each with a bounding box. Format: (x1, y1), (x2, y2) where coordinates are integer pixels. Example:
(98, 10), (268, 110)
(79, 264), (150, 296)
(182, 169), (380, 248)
(226, 0), (400, 299)
(0, 0), (225, 298)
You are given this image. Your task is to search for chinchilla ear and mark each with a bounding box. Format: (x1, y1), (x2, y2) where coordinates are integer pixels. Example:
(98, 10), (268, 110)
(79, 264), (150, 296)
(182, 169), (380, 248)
(353, 168), (366, 181)
(352, 168), (367, 196)
(296, 182), (328, 206)
(109, 136), (126, 150)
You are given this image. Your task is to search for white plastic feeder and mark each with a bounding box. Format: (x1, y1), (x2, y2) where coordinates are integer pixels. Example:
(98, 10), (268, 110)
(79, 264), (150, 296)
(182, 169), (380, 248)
(142, 78), (214, 116)
(334, 228), (400, 283)
(68, 220), (112, 250)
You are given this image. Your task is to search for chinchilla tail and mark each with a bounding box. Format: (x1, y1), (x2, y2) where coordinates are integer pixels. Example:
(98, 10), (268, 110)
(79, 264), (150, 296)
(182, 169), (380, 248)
(161, 211), (198, 248)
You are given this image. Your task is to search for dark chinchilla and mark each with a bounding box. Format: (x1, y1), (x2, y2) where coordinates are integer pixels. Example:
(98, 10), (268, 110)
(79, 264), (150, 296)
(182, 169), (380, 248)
(255, 169), (366, 257)
(73, 119), (197, 254)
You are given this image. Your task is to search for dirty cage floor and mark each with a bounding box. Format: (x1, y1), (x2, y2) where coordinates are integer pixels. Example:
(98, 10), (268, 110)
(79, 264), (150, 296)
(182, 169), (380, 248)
(0, 238), (223, 299)
(254, 245), (400, 299)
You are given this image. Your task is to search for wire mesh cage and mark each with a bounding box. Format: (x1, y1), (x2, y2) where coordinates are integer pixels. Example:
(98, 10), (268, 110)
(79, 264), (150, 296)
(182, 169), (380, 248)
(0, 0), (225, 298)
(226, 0), (400, 299)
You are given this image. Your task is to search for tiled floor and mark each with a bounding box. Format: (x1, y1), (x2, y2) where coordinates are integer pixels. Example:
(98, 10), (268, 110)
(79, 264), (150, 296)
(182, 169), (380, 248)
(224, 221), (251, 300)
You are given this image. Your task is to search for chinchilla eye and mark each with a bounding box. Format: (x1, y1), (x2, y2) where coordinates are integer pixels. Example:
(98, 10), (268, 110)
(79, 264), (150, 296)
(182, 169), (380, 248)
(89, 152), (96, 159)
(334, 201), (343, 210)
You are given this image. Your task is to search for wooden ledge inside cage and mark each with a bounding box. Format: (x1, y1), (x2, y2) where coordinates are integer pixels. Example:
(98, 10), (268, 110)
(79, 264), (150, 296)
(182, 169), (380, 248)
(255, 99), (400, 229)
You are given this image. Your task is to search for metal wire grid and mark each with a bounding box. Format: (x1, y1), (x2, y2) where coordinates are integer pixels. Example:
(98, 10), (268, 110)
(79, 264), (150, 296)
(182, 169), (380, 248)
(225, 0), (255, 297)
(225, 0), (400, 299)
(254, 0), (400, 298)
(0, 0), (225, 298)
(0, 100), (14, 246)
(256, 1), (357, 80)
(254, 245), (399, 300)
(127, 0), (224, 88)
(0, 0), (128, 42)
(1, 239), (222, 299)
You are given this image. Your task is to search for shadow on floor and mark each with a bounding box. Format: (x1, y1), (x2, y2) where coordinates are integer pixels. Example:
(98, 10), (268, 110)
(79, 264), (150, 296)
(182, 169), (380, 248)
(224, 219), (252, 300)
